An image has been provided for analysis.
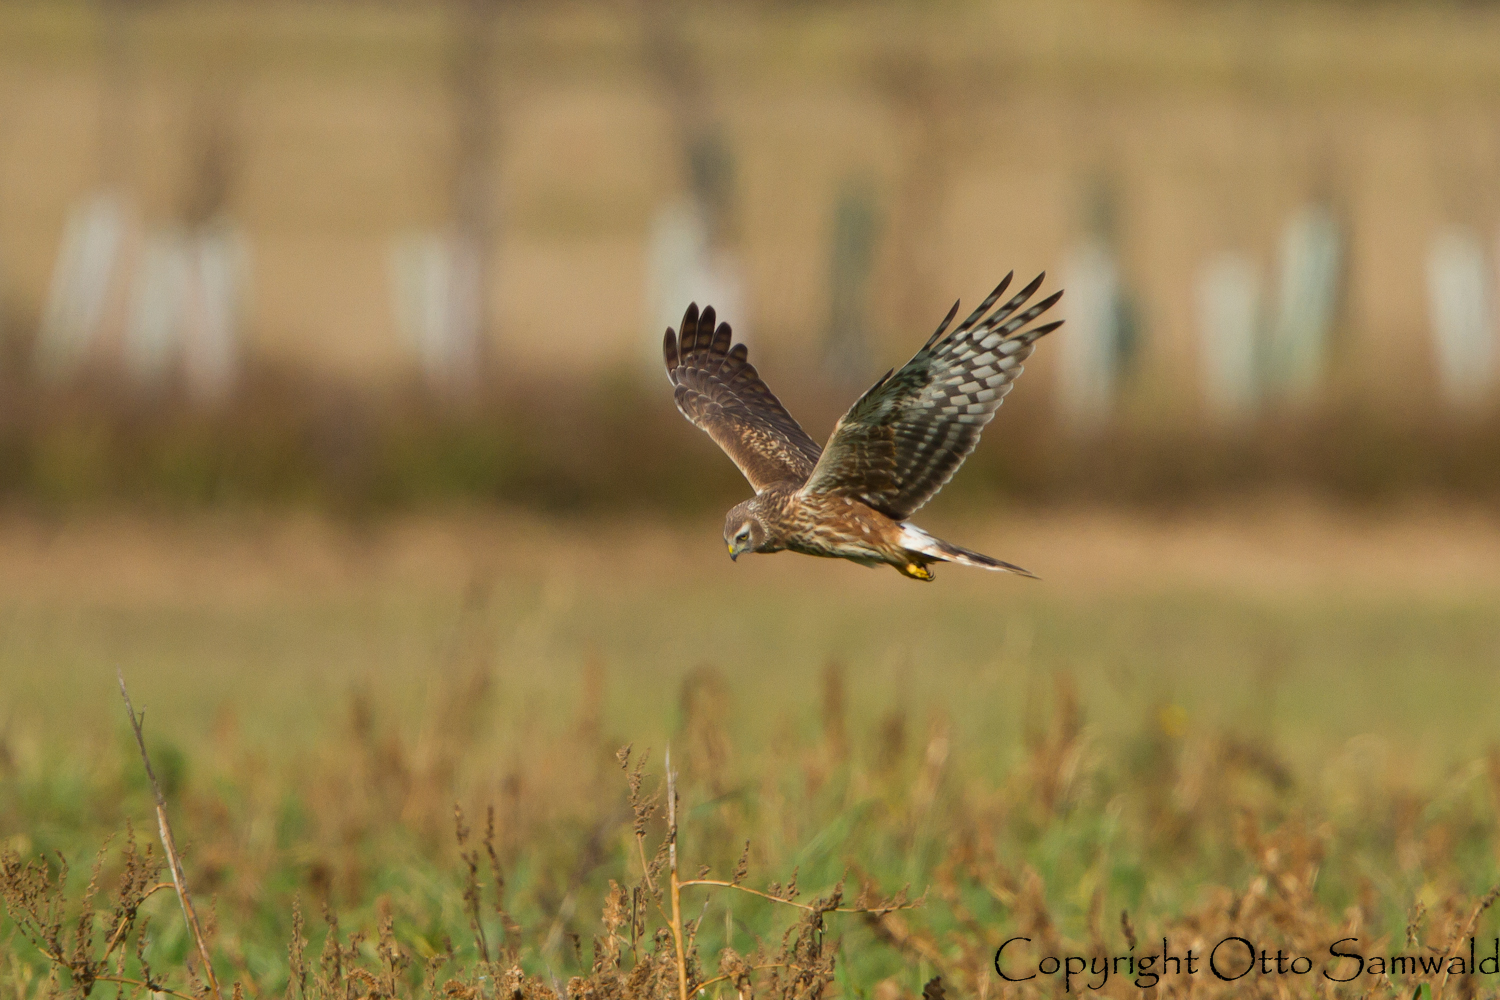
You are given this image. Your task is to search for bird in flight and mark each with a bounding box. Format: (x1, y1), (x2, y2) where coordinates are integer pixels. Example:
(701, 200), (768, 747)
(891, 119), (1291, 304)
(663, 272), (1062, 581)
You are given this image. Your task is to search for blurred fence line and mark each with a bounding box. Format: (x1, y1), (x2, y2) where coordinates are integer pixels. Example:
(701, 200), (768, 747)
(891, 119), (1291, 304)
(0, 0), (1498, 430)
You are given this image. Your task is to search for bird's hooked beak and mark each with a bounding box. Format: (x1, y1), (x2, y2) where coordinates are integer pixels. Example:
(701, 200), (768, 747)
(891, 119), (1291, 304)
(727, 519), (753, 561)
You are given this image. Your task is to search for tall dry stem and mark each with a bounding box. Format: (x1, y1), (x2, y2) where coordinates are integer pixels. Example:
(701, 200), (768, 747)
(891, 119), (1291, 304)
(117, 669), (221, 999)
(666, 747), (688, 1000)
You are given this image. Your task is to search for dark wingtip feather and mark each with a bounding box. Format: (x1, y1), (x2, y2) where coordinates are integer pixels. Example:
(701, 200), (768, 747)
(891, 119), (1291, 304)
(663, 326), (679, 375)
(925, 300), (961, 348)
(1021, 319), (1064, 343)
(986, 271), (1048, 326)
(678, 303), (700, 355)
(707, 320), (734, 372)
(1033, 288), (1064, 316)
(954, 272), (1016, 336)
(988, 271), (1015, 308)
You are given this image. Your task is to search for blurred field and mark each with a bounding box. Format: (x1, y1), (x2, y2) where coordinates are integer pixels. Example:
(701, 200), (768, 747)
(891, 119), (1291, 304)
(3, 505), (1500, 996)
(4, 0), (1500, 995)
(4, 0), (1500, 402)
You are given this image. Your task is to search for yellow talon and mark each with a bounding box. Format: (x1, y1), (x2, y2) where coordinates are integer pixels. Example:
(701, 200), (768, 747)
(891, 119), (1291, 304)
(902, 562), (934, 581)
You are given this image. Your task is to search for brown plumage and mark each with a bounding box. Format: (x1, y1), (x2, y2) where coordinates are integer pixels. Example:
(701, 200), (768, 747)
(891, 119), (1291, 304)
(663, 272), (1062, 581)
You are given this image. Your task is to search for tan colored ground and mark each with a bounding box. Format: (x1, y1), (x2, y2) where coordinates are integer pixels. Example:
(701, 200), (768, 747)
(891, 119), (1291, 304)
(0, 500), (1495, 605)
(2, 502), (1497, 775)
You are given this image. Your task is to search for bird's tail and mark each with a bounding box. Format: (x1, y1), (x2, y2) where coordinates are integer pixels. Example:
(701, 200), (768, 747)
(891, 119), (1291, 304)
(898, 524), (1038, 579)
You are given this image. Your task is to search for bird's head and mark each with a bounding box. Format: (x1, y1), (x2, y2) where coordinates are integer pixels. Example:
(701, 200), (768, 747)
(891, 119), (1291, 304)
(724, 501), (767, 561)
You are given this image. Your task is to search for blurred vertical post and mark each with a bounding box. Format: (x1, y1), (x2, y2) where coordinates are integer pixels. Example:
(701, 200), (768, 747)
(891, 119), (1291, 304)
(873, 49), (946, 343)
(446, 0), (502, 390)
(175, 86), (247, 404)
(1424, 225), (1498, 409)
(392, 234), (473, 387)
(124, 230), (187, 386)
(37, 193), (130, 381)
(37, 0), (138, 381)
(822, 178), (881, 384)
(119, 15), (248, 404)
(395, 0), (500, 398)
(1195, 252), (1263, 420)
(1265, 202), (1343, 403)
(124, 218), (249, 406)
(643, 0), (745, 351)
(1058, 181), (1135, 427)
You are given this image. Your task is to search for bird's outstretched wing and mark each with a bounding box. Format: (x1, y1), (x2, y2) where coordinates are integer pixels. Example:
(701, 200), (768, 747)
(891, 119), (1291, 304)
(800, 273), (1062, 520)
(664, 303), (823, 492)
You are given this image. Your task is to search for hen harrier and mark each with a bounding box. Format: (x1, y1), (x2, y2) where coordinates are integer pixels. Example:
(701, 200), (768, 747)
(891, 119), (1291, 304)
(663, 272), (1062, 581)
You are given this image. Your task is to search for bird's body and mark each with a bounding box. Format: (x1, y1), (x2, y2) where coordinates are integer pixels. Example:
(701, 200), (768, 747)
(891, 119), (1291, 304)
(723, 488), (1024, 581)
(728, 488), (906, 571)
(665, 272), (1062, 581)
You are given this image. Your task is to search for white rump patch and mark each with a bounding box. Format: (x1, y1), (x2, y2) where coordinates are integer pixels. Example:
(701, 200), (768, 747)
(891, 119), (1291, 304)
(898, 522), (1014, 573)
(898, 523), (943, 556)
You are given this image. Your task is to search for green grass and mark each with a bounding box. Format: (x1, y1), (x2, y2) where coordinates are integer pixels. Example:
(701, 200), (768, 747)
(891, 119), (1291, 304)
(2, 510), (1499, 997)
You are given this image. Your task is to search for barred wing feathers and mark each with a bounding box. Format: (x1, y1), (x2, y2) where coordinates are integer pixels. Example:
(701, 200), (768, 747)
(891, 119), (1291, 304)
(664, 303), (823, 492)
(801, 273), (1062, 520)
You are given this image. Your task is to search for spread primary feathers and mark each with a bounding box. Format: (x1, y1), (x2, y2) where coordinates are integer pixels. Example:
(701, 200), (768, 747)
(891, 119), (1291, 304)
(664, 272), (1062, 581)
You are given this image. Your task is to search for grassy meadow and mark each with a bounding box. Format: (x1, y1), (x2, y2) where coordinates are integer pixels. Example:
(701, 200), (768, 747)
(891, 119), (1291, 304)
(2, 504), (1500, 998)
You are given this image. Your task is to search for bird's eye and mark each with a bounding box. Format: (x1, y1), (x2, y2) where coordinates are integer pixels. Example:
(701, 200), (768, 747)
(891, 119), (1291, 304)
(736, 525), (751, 542)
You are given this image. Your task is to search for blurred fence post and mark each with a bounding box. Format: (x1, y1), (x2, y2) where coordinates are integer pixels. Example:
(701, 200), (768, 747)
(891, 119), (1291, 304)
(124, 227), (188, 385)
(446, 0), (501, 378)
(1195, 251), (1263, 420)
(123, 223), (248, 401)
(642, 0), (746, 358)
(37, 192), (132, 381)
(822, 178), (881, 384)
(647, 199), (745, 347)
(181, 223), (247, 403)
(871, 50), (946, 344)
(1058, 237), (1126, 426)
(391, 231), (483, 392)
(1424, 225), (1497, 409)
(1266, 203), (1342, 403)
(37, 0), (142, 382)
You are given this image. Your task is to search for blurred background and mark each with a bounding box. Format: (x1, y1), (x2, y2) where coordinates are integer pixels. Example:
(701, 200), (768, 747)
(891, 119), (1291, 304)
(0, 0), (1497, 506)
(3, 1), (1500, 994)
